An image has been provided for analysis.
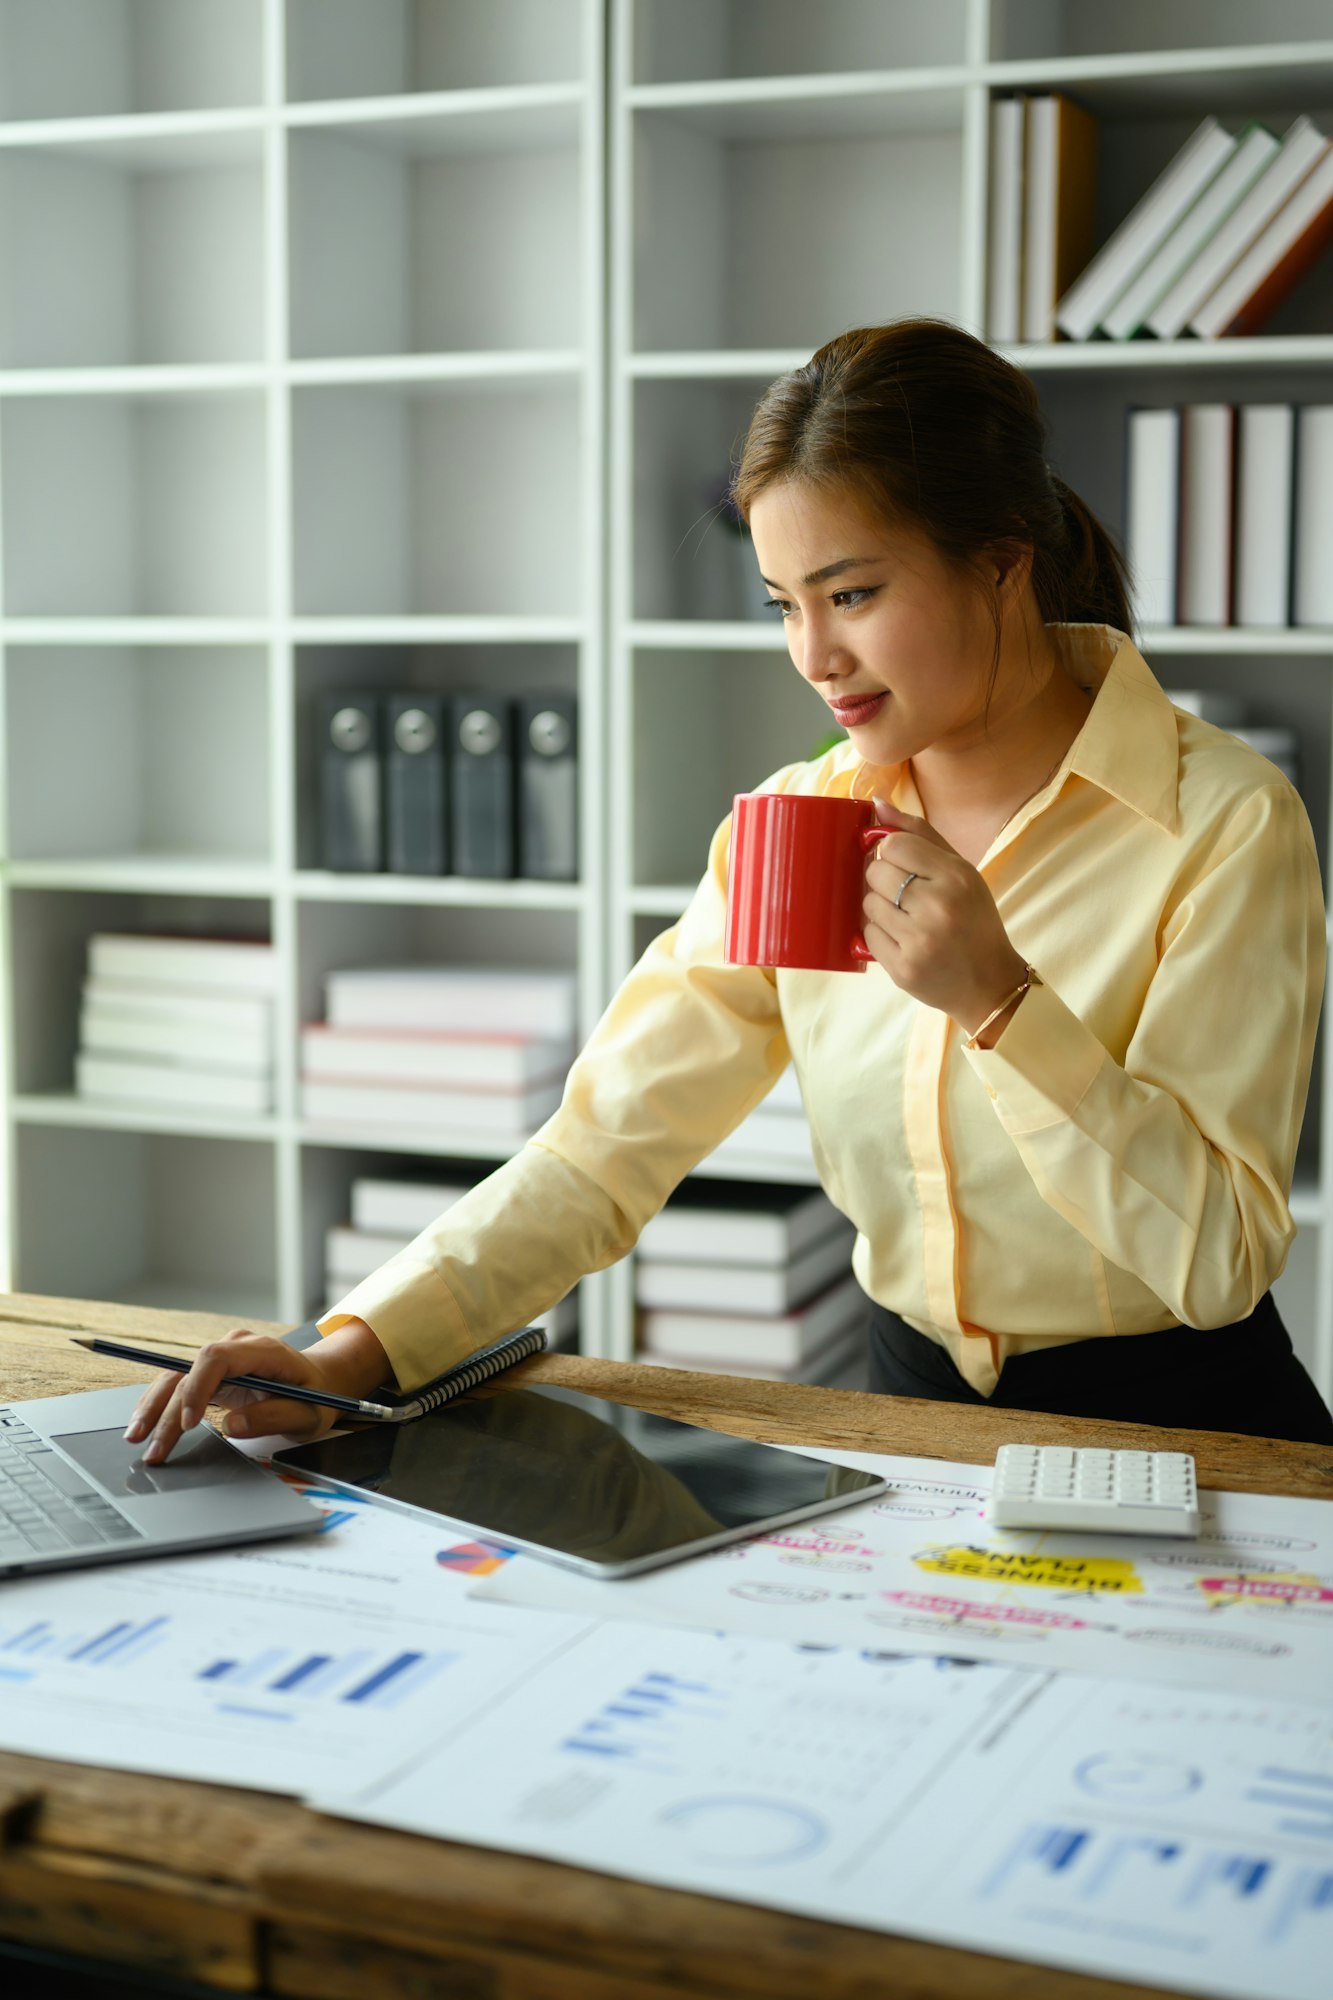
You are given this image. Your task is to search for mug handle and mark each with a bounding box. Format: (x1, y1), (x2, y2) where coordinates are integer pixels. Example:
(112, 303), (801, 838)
(850, 823), (892, 963)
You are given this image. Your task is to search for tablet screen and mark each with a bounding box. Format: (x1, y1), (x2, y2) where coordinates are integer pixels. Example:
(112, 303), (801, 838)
(274, 1381), (885, 1577)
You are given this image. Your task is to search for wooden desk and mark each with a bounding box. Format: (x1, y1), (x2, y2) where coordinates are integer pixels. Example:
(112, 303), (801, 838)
(2, 1291), (1331, 2000)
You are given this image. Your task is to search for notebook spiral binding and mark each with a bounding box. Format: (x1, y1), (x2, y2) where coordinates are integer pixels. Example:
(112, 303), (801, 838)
(406, 1324), (548, 1415)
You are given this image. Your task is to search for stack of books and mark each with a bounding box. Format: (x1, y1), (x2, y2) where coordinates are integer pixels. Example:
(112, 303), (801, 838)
(634, 1181), (862, 1384)
(1051, 112), (1333, 342)
(987, 92), (1098, 343)
(322, 1172), (579, 1347)
(75, 933), (276, 1115)
(1127, 401), (1333, 630)
(711, 1064), (815, 1171)
(300, 965), (578, 1141)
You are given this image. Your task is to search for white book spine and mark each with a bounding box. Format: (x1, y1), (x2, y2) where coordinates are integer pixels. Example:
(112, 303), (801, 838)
(1177, 405), (1235, 628)
(82, 981), (274, 1035)
(324, 968), (578, 1039)
(635, 1225), (855, 1315)
(88, 935), (277, 993)
(301, 1026), (570, 1089)
(1293, 406), (1333, 626)
(80, 1007), (272, 1074)
(76, 1053), (272, 1115)
(350, 1178), (470, 1234)
(638, 1272), (865, 1368)
(1234, 405), (1295, 627)
(301, 1078), (564, 1133)
(637, 1191), (842, 1266)
(987, 95), (1024, 344)
(325, 1226), (414, 1283)
(1126, 408), (1181, 627)
(1021, 95), (1055, 343)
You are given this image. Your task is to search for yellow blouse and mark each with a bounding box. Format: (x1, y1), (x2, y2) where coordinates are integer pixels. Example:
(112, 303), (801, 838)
(321, 625), (1327, 1398)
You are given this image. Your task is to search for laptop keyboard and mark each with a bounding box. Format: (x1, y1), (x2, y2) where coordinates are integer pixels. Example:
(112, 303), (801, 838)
(0, 1409), (143, 1563)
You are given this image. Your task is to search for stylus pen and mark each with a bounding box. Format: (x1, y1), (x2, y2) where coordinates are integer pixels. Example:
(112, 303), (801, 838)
(71, 1336), (403, 1422)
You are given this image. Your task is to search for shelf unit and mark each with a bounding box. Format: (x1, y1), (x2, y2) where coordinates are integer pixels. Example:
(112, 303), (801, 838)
(0, 0), (609, 1344)
(0, 1), (1330, 1407)
(608, 0), (1333, 1401)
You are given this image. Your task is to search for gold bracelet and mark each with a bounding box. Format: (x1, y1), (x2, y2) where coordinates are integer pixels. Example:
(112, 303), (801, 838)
(963, 965), (1040, 1051)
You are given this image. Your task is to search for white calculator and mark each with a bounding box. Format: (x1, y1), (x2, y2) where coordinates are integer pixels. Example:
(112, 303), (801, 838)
(988, 1444), (1200, 1537)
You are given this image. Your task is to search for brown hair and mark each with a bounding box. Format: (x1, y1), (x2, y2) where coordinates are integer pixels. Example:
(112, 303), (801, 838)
(732, 318), (1134, 719)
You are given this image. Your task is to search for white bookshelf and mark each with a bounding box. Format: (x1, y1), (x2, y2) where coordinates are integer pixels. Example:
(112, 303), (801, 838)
(0, 1), (1329, 1408)
(0, 0), (609, 1347)
(608, 0), (1333, 1401)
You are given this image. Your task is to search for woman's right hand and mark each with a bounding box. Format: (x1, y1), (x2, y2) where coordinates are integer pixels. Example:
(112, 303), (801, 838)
(124, 1317), (392, 1464)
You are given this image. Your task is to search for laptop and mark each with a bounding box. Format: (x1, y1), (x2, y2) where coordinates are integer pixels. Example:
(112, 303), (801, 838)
(0, 1382), (323, 1576)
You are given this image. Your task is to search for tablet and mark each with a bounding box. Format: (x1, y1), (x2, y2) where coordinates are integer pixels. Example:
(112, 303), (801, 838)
(272, 1381), (887, 1579)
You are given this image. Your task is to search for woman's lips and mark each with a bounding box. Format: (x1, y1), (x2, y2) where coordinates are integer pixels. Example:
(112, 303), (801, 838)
(830, 693), (887, 726)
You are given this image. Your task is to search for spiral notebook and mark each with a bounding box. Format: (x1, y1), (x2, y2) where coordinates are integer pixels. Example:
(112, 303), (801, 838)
(281, 1318), (547, 1422)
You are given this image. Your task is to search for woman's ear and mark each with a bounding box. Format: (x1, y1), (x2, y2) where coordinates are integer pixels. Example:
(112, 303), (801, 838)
(991, 538), (1034, 604)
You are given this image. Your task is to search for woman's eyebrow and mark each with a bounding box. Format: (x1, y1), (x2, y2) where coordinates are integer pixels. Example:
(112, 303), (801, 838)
(760, 556), (881, 589)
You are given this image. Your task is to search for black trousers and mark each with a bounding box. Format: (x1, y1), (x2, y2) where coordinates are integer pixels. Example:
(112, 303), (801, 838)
(865, 1287), (1333, 1445)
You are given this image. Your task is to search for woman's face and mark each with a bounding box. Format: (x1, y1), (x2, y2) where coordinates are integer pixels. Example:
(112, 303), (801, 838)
(746, 478), (1010, 770)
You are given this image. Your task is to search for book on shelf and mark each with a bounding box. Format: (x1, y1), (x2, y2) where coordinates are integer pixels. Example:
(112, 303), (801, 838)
(1177, 404), (1235, 627)
(87, 934), (276, 993)
(1234, 405), (1296, 627)
(80, 981), (274, 1042)
(637, 1270), (865, 1369)
(1021, 93), (1097, 343)
(986, 94), (1025, 344)
(1055, 117), (1236, 341)
(324, 965), (579, 1038)
(637, 1320), (863, 1386)
(1125, 406), (1180, 627)
(1146, 116), (1333, 340)
(76, 1052), (271, 1116)
(80, 1005), (271, 1075)
(350, 1175), (471, 1235)
(1100, 120), (1280, 340)
(635, 1222), (856, 1316)
(301, 1076), (565, 1135)
(300, 1025), (573, 1090)
(637, 1180), (844, 1267)
(1191, 145), (1333, 339)
(1294, 406), (1333, 627)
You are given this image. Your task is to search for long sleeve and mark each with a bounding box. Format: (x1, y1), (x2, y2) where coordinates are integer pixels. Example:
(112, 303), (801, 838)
(962, 782), (1327, 1328)
(321, 797), (792, 1390)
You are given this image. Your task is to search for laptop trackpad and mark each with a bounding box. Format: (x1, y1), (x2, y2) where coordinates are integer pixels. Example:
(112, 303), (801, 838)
(50, 1422), (253, 1498)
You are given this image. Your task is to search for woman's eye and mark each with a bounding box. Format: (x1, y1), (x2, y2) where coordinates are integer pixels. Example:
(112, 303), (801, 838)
(763, 597), (793, 617)
(833, 587), (878, 610)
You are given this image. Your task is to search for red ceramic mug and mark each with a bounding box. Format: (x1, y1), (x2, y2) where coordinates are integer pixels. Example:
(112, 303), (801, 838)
(724, 793), (888, 972)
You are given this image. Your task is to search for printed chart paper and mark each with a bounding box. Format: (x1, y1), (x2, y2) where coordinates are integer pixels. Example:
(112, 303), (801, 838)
(314, 1620), (1333, 2000)
(472, 1451), (1333, 1703)
(0, 1474), (579, 1795)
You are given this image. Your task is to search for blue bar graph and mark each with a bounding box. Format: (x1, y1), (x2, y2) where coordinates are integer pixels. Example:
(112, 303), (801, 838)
(344, 1652), (423, 1704)
(68, 1622), (133, 1663)
(3, 1622), (48, 1653)
(273, 1654), (333, 1692)
(200, 1660), (236, 1681)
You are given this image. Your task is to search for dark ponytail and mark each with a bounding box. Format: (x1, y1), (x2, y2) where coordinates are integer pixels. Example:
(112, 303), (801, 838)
(733, 319), (1135, 720)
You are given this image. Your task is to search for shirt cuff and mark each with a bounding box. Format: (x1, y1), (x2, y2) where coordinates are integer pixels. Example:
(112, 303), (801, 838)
(961, 972), (1107, 1136)
(318, 1256), (477, 1393)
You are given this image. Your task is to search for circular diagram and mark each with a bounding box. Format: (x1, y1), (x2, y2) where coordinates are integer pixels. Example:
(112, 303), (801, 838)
(1075, 1752), (1202, 1801)
(659, 1796), (829, 1865)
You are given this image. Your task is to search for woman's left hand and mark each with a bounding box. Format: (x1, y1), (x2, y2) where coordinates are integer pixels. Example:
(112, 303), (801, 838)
(863, 801), (1027, 1035)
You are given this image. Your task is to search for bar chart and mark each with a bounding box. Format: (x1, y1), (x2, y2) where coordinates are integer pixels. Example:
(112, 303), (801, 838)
(0, 1612), (168, 1677)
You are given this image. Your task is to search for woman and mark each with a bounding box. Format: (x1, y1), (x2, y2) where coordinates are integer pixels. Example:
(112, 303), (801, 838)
(130, 318), (1333, 1458)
